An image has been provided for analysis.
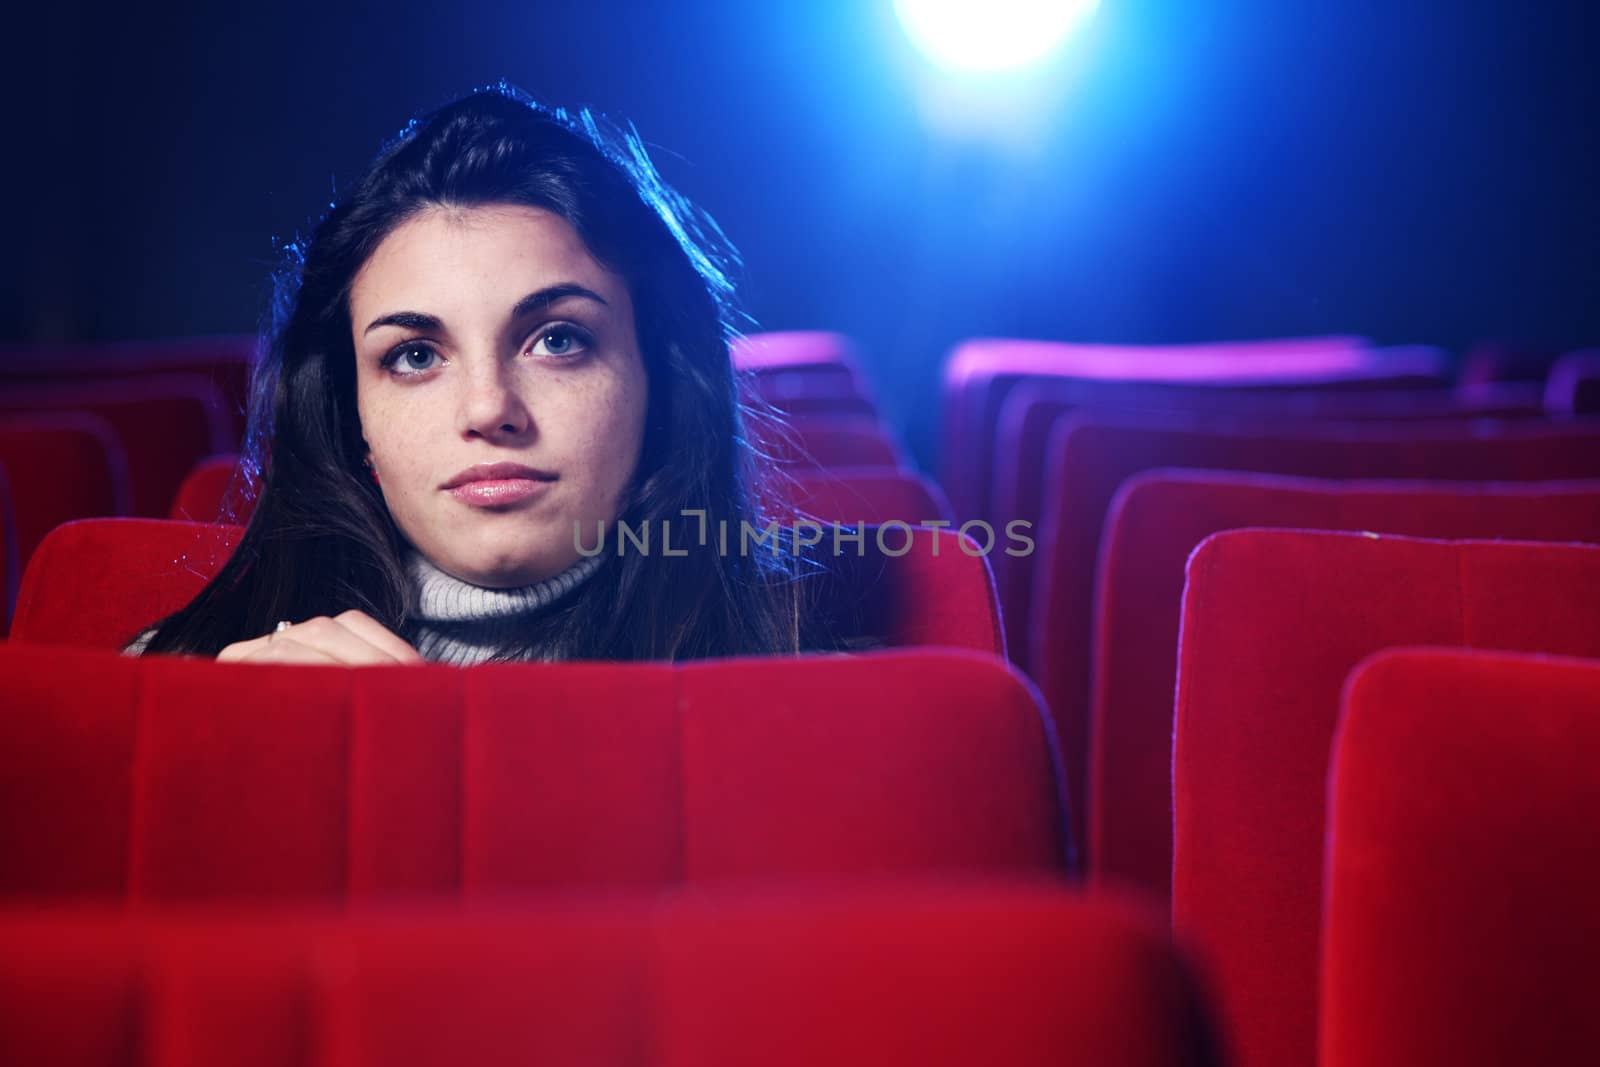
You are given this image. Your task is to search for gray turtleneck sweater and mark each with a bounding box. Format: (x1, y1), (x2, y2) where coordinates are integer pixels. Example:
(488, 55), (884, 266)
(405, 551), (603, 666)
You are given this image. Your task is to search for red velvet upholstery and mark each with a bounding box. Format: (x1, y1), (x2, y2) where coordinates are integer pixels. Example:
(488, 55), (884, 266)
(990, 379), (1545, 638)
(0, 414), (130, 563)
(731, 330), (879, 415)
(730, 330), (863, 372)
(1172, 530), (1600, 1067)
(0, 467), (13, 630)
(1092, 471), (1600, 898)
(761, 414), (905, 469)
(0, 375), (236, 517)
(1458, 339), (1568, 387)
(783, 467), (953, 524)
(11, 518), (1003, 656)
(1545, 349), (1600, 416)
(0, 644), (1064, 899)
(939, 335), (1398, 523)
(169, 453), (250, 522)
(11, 519), (241, 650)
(0, 885), (1214, 1067)
(746, 381), (879, 418)
(1320, 648), (1600, 1067)
(0, 334), (253, 439)
(1032, 413), (1600, 850)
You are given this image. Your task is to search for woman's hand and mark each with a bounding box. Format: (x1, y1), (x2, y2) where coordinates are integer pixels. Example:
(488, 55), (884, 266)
(217, 610), (424, 666)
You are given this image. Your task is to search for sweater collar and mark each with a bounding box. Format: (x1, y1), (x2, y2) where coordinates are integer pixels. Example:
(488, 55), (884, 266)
(407, 550), (605, 623)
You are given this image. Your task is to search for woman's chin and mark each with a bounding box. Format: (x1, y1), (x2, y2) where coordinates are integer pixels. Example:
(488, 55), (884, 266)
(444, 553), (579, 590)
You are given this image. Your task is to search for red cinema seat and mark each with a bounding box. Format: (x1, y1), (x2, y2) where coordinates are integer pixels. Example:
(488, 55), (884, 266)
(731, 330), (864, 373)
(780, 467), (954, 525)
(745, 378), (879, 418)
(0, 467), (13, 630)
(1031, 413), (1600, 849)
(760, 415), (906, 469)
(169, 453), (251, 523)
(1172, 530), (1600, 1067)
(1320, 649), (1600, 1067)
(0, 645), (1064, 899)
(990, 378), (1545, 632)
(0, 334), (254, 440)
(0, 375), (236, 517)
(10, 519), (242, 650)
(0, 414), (130, 566)
(1459, 339), (1569, 387)
(736, 331), (879, 418)
(939, 335), (1402, 523)
(1091, 471), (1600, 898)
(11, 518), (1003, 657)
(1545, 349), (1600, 416)
(0, 886), (1214, 1067)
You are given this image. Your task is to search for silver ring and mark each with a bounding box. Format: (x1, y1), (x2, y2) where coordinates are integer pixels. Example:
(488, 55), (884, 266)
(273, 620), (293, 634)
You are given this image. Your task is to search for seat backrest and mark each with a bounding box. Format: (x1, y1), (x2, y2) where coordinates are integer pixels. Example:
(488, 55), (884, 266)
(730, 330), (864, 373)
(737, 334), (877, 416)
(0, 413), (130, 564)
(990, 379), (1544, 637)
(0, 645), (1063, 900)
(1031, 413), (1600, 845)
(0, 334), (253, 439)
(782, 467), (953, 525)
(1091, 471), (1600, 898)
(746, 381), (879, 419)
(938, 335), (1386, 523)
(759, 414), (905, 469)
(0, 886), (1214, 1067)
(11, 518), (1003, 657)
(0, 375), (235, 517)
(1320, 648), (1600, 1067)
(1545, 349), (1600, 416)
(1172, 530), (1600, 1067)
(169, 453), (249, 523)
(10, 518), (241, 650)
(0, 466), (12, 631)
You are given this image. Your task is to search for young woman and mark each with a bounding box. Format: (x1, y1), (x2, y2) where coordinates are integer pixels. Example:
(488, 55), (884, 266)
(133, 83), (833, 665)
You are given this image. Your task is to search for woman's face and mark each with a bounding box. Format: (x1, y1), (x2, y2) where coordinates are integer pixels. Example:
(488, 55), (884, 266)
(350, 203), (648, 587)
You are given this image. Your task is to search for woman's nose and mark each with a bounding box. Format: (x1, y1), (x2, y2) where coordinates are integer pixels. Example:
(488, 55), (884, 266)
(459, 360), (533, 441)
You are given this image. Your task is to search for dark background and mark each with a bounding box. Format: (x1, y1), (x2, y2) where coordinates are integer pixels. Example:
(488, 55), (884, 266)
(6, 0), (1597, 463)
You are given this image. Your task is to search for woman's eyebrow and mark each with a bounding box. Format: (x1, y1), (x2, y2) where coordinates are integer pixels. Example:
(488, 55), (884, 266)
(364, 310), (444, 336)
(509, 283), (610, 319)
(362, 284), (609, 337)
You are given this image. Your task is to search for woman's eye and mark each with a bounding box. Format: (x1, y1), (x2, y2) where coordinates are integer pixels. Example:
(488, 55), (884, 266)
(383, 343), (441, 375)
(532, 325), (592, 359)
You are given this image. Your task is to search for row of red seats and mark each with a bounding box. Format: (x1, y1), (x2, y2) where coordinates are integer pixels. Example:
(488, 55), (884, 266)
(943, 337), (1600, 532)
(4, 571), (1597, 1066)
(938, 338), (1600, 1065)
(0, 886), (1214, 1067)
(0, 647), (1059, 895)
(1171, 529), (1600, 1067)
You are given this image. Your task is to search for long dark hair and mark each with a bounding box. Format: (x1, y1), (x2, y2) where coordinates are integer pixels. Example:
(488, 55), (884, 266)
(141, 83), (826, 660)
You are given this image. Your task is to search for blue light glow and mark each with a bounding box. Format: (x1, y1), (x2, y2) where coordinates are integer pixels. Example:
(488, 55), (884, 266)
(893, 0), (1101, 74)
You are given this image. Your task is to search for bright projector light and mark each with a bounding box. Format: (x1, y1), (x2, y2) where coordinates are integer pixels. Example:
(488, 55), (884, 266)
(893, 0), (1101, 74)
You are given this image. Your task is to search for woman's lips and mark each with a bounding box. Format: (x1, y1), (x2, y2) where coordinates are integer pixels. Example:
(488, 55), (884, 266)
(445, 478), (555, 508)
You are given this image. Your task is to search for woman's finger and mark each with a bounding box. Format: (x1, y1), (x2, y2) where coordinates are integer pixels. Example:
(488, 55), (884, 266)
(238, 635), (345, 666)
(217, 634), (274, 663)
(270, 616), (407, 665)
(331, 610), (424, 663)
